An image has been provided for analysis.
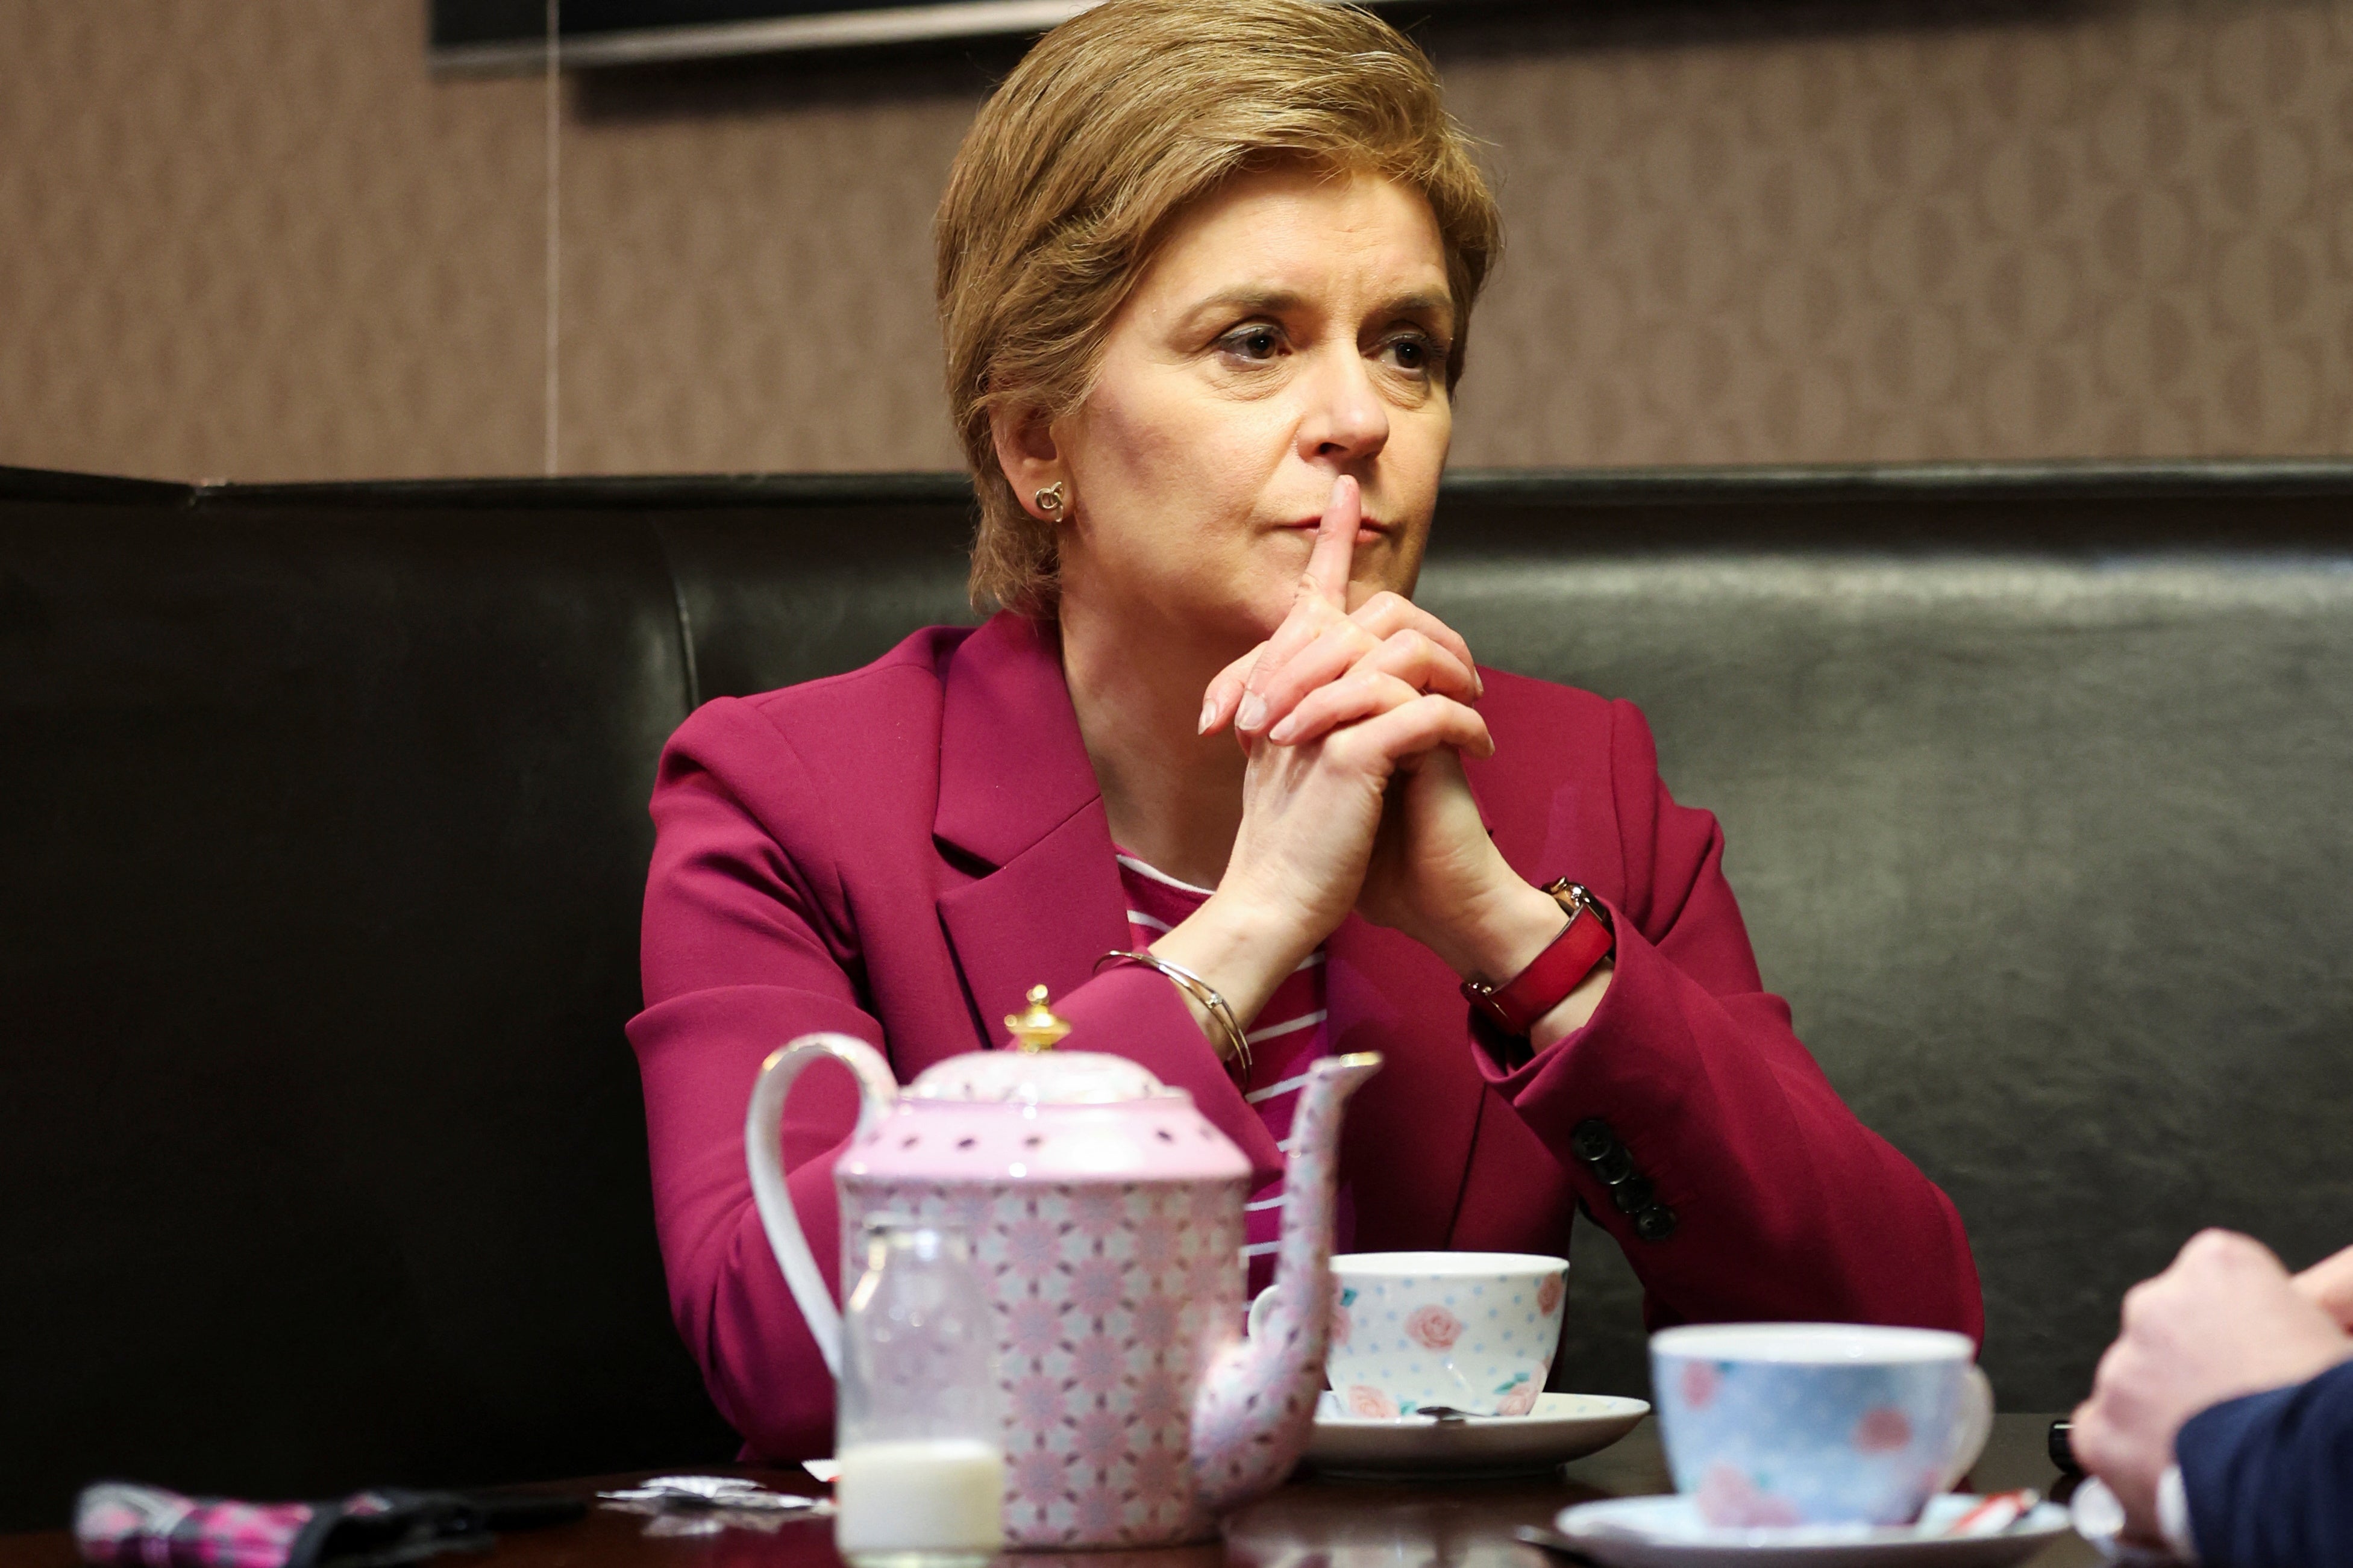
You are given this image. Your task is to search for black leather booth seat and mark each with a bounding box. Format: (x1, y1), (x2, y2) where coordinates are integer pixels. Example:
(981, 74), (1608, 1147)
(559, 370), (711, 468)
(5, 461), (2352, 1528)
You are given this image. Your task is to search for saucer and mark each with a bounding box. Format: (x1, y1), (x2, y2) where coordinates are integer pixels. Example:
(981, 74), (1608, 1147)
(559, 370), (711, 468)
(1305, 1391), (1649, 1478)
(1553, 1495), (2075, 1568)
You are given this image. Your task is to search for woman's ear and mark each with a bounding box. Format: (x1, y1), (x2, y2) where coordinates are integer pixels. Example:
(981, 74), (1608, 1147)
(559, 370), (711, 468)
(989, 403), (1067, 520)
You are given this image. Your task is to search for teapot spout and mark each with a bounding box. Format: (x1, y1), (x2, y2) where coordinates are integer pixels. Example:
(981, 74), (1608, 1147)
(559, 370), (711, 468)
(1189, 1051), (1382, 1513)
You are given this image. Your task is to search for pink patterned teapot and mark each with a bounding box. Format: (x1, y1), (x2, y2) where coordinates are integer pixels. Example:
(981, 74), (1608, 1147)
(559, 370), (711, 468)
(746, 987), (1380, 1549)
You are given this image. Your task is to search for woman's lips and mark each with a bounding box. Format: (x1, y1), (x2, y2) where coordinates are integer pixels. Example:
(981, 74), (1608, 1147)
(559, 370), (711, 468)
(1279, 517), (1393, 542)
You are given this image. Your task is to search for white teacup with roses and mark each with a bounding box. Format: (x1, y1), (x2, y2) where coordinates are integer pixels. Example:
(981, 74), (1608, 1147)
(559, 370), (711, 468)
(1315, 1251), (1569, 1419)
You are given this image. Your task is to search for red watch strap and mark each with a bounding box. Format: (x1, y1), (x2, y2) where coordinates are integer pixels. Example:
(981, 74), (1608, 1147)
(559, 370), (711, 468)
(1461, 893), (1615, 1036)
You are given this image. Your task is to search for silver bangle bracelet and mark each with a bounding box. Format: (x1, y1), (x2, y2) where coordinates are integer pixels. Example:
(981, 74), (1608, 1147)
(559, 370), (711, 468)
(1095, 949), (1252, 1077)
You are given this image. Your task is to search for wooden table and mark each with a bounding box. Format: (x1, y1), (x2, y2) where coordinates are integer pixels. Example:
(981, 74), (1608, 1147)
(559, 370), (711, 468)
(0, 1414), (2091, 1568)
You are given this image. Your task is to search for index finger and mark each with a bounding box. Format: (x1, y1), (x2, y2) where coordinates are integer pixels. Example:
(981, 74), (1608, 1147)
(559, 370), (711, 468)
(1238, 476), (1358, 714)
(1301, 475), (1359, 609)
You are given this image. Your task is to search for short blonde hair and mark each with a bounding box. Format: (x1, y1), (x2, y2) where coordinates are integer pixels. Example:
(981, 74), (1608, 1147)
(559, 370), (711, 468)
(936, 0), (1501, 618)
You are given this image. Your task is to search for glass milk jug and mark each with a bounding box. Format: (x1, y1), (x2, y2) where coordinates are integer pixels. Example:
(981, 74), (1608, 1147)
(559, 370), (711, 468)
(834, 1220), (1005, 1568)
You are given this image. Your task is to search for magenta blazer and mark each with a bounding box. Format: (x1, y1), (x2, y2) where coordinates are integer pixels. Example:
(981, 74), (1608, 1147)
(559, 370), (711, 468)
(631, 611), (1983, 1459)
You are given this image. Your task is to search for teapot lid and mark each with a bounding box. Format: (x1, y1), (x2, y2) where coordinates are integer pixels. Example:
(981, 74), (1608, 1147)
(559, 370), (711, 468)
(903, 985), (1183, 1106)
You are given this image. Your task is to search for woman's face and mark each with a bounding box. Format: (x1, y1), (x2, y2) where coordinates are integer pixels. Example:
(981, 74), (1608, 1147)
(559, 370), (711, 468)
(1032, 164), (1456, 651)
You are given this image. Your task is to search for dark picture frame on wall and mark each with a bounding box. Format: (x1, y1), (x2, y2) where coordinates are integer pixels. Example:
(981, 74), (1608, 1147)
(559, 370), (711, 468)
(430, 0), (1466, 71)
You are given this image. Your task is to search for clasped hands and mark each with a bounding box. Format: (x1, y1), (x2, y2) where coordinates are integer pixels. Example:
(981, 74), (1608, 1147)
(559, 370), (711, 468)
(1151, 475), (1586, 1046)
(2070, 1229), (2353, 1546)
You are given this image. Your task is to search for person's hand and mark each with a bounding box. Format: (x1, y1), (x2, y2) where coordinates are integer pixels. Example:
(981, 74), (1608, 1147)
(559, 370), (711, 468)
(1201, 479), (1581, 999)
(1215, 477), (1494, 942)
(1197, 478), (1482, 743)
(2071, 1229), (2353, 1543)
(2293, 1242), (2353, 1331)
(1155, 479), (1495, 1025)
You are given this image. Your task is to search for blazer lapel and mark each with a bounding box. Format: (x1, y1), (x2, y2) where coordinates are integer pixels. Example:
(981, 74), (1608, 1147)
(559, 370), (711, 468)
(932, 613), (1131, 1051)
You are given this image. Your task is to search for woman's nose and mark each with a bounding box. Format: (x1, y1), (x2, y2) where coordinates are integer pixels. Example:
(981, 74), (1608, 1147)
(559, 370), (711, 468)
(1297, 347), (1390, 462)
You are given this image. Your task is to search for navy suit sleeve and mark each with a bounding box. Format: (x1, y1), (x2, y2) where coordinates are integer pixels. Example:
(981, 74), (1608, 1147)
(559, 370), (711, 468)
(2176, 1357), (2353, 1568)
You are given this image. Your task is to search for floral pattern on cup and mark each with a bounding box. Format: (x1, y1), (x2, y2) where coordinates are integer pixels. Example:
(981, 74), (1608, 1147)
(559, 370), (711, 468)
(1323, 1254), (1568, 1419)
(1853, 1406), (1913, 1453)
(1698, 1464), (1803, 1528)
(1405, 1305), (1462, 1350)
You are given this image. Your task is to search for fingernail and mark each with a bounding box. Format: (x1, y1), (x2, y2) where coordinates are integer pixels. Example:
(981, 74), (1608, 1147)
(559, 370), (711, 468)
(1198, 698), (1217, 734)
(1237, 693), (1268, 732)
(1268, 714), (1299, 743)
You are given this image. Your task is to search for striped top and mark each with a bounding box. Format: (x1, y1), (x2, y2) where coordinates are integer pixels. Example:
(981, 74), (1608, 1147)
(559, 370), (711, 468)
(1115, 851), (1356, 1299)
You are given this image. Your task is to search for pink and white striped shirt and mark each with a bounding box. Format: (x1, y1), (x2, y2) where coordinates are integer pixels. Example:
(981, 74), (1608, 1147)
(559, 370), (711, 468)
(1114, 851), (1356, 1298)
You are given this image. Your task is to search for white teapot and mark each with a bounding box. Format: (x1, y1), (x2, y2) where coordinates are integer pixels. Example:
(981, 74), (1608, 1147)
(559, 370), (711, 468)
(747, 988), (1379, 1549)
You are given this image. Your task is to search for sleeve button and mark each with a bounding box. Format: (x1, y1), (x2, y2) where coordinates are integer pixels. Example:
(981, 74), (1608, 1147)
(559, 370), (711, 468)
(1608, 1175), (1653, 1214)
(1633, 1203), (1679, 1242)
(1589, 1143), (1634, 1184)
(1570, 1118), (1617, 1164)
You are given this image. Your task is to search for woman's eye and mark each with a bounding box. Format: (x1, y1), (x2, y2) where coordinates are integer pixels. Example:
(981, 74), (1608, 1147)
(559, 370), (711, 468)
(1219, 326), (1282, 362)
(1380, 334), (1438, 374)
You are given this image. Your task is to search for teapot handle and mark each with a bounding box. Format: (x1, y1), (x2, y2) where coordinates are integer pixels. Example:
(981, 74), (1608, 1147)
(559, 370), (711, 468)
(744, 1032), (900, 1380)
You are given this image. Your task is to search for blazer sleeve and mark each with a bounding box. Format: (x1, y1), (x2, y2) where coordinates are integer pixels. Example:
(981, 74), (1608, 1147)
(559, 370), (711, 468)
(629, 698), (876, 1462)
(628, 697), (1277, 1463)
(1474, 698), (1984, 1340)
(2176, 1358), (2353, 1568)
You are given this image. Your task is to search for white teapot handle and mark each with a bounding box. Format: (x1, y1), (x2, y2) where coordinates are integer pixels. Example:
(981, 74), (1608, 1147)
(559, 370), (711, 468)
(744, 1032), (900, 1379)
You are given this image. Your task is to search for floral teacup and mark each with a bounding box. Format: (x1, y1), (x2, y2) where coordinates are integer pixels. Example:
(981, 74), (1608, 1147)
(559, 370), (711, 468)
(1650, 1322), (1994, 1526)
(1317, 1251), (1568, 1418)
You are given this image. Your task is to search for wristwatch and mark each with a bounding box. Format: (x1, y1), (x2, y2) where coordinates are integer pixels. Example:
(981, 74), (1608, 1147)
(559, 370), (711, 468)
(1459, 879), (1615, 1036)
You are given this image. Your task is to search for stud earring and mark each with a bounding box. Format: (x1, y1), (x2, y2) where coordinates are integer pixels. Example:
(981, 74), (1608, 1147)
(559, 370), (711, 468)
(1034, 481), (1065, 516)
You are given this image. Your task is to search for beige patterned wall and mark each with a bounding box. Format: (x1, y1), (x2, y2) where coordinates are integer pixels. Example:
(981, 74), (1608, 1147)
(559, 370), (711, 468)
(1449, 1), (2353, 463)
(1, 0), (2347, 483)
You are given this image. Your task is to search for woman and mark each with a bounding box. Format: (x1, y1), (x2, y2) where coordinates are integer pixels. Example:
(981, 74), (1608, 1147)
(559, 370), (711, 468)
(632, 0), (1982, 1460)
